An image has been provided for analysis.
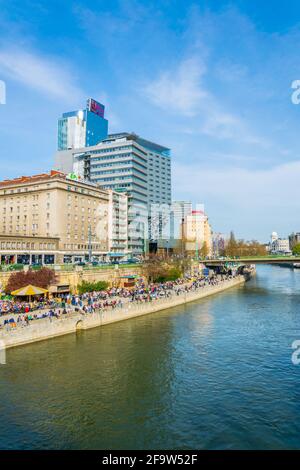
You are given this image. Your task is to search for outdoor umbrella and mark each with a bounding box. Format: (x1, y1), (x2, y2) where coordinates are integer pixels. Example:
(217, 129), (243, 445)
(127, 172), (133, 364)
(11, 284), (48, 302)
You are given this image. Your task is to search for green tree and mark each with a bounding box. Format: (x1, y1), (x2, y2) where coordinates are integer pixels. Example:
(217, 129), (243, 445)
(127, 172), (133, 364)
(292, 243), (300, 255)
(199, 241), (209, 258)
(224, 232), (267, 257)
(225, 231), (237, 257)
(143, 259), (184, 283)
(77, 280), (109, 294)
(6, 268), (57, 293)
(155, 268), (182, 283)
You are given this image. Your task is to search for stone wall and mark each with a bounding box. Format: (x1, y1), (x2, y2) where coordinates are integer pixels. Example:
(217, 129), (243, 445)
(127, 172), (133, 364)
(0, 276), (245, 350)
(0, 265), (143, 293)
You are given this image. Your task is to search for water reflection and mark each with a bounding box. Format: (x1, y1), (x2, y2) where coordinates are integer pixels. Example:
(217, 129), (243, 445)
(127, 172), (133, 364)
(0, 266), (300, 449)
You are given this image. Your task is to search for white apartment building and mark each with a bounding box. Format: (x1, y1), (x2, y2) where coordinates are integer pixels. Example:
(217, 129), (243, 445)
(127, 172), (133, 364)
(269, 232), (291, 255)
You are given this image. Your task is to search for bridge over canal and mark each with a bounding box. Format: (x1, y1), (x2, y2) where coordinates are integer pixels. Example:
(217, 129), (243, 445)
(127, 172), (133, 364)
(204, 257), (300, 265)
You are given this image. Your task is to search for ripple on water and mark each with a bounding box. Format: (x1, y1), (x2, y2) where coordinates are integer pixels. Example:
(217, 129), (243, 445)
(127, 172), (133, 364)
(1, 266), (300, 449)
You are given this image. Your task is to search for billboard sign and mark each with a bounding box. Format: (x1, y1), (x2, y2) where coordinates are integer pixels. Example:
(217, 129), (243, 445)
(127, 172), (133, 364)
(87, 98), (105, 118)
(66, 172), (79, 181)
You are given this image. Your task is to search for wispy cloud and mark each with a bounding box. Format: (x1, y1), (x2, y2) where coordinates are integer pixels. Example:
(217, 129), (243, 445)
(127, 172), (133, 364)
(144, 58), (208, 117)
(0, 46), (84, 102)
(143, 56), (268, 146)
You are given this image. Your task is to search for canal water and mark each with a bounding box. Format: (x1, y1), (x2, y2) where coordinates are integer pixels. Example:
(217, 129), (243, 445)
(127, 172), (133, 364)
(1, 265), (300, 450)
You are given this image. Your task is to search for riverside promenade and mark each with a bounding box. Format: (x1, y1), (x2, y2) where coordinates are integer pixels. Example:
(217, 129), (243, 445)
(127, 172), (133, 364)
(0, 275), (245, 350)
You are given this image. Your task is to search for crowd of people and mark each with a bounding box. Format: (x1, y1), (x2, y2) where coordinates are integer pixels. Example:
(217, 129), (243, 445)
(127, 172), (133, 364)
(0, 298), (62, 315)
(0, 272), (237, 331)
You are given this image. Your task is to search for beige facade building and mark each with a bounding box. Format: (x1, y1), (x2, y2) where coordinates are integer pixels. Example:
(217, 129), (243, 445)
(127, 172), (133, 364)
(0, 234), (60, 265)
(181, 210), (212, 257)
(0, 170), (129, 264)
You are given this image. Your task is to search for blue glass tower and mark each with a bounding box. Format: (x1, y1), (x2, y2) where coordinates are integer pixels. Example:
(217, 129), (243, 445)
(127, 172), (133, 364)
(57, 98), (108, 150)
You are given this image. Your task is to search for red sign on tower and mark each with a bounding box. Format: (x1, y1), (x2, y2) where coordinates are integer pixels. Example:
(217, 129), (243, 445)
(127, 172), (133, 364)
(87, 98), (105, 118)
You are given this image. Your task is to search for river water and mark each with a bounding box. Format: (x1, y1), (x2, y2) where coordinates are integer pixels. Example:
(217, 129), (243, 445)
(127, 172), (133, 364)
(1, 265), (300, 450)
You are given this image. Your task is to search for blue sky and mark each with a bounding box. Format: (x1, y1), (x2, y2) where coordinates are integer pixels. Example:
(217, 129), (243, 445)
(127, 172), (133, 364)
(1, 0), (300, 241)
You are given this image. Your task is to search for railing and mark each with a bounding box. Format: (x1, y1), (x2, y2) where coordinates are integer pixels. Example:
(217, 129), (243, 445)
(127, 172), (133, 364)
(88, 276), (244, 318)
(55, 263), (140, 272)
(0, 263), (141, 274)
(0, 277), (244, 336)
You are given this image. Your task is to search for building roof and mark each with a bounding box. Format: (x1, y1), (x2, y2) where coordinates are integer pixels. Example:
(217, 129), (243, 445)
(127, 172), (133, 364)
(0, 170), (107, 195)
(192, 210), (205, 215)
(105, 132), (170, 155)
(0, 170), (64, 187)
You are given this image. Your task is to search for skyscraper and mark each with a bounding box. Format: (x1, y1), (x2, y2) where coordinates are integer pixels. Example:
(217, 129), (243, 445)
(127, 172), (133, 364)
(55, 132), (172, 255)
(57, 98), (108, 150)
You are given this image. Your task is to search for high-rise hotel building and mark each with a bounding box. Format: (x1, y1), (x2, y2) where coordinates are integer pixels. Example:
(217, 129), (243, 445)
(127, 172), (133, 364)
(57, 98), (108, 151)
(55, 132), (172, 255)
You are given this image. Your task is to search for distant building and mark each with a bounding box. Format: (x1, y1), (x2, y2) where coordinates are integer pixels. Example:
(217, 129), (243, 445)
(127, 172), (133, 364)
(147, 203), (172, 254)
(165, 201), (192, 254)
(57, 98), (108, 150)
(269, 232), (291, 255)
(271, 231), (278, 243)
(212, 232), (226, 257)
(107, 190), (128, 259)
(289, 232), (300, 249)
(181, 208), (212, 257)
(143, 200), (193, 255)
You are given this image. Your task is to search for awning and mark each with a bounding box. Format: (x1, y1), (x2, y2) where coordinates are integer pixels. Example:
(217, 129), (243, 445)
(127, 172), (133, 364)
(119, 275), (137, 279)
(107, 253), (127, 257)
(11, 284), (48, 296)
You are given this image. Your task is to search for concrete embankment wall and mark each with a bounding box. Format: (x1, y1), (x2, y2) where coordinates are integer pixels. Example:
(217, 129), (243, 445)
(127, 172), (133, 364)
(0, 265), (143, 292)
(0, 276), (245, 350)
